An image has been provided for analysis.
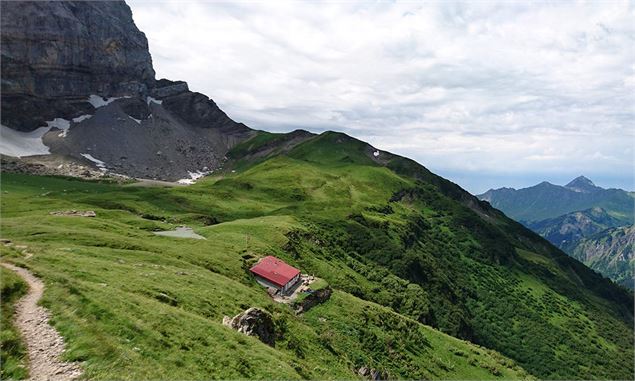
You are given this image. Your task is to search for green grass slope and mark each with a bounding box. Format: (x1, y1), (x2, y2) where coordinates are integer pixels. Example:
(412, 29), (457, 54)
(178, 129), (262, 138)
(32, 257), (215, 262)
(0, 266), (29, 380)
(0, 173), (531, 380)
(0, 131), (632, 380)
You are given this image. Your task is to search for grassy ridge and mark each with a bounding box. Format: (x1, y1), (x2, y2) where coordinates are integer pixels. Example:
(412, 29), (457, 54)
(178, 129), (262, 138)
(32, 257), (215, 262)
(0, 172), (531, 380)
(0, 132), (632, 379)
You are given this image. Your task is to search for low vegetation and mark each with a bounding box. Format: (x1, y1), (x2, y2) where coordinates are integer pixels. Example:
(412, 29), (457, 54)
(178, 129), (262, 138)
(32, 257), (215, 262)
(0, 131), (632, 380)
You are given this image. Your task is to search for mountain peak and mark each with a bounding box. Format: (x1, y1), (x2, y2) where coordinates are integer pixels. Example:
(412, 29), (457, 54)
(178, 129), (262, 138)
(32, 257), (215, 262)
(565, 176), (600, 193)
(534, 181), (557, 189)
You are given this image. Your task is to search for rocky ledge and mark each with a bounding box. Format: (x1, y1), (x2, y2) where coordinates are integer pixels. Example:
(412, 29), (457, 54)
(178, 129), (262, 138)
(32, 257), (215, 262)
(293, 286), (332, 314)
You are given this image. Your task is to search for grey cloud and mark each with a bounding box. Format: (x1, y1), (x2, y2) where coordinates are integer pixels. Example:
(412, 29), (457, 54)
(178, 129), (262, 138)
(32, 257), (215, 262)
(128, 0), (634, 192)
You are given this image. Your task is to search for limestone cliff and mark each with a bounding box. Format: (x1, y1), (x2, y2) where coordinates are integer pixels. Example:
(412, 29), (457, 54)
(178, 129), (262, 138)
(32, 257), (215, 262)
(0, 1), (254, 181)
(1, 1), (154, 131)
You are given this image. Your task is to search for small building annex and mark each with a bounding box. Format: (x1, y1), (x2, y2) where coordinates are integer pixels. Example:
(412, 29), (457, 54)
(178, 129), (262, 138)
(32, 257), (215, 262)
(250, 256), (301, 294)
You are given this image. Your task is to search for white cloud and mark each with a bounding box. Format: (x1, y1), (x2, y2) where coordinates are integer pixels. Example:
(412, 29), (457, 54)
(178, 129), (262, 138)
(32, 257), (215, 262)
(128, 0), (635, 193)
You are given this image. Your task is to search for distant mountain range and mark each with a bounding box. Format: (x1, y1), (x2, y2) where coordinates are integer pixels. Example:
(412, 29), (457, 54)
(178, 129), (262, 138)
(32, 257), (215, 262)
(525, 207), (625, 253)
(478, 176), (634, 224)
(478, 177), (634, 288)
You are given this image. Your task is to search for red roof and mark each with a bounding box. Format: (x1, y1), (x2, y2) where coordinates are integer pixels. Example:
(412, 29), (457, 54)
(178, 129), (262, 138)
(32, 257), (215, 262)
(250, 256), (300, 287)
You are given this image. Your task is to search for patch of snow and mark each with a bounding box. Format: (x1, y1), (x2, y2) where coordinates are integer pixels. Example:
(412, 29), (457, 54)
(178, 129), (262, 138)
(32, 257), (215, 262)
(46, 118), (70, 130)
(177, 170), (208, 185)
(87, 95), (130, 108)
(45, 118), (71, 138)
(80, 153), (107, 171)
(154, 226), (206, 240)
(146, 97), (163, 105)
(72, 114), (93, 123)
(0, 124), (51, 158)
(128, 116), (142, 124)
(373, 150), (380, 157)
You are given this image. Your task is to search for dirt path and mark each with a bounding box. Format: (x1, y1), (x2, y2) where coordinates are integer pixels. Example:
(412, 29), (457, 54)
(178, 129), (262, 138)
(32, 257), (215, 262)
(1, 263), (82, 381)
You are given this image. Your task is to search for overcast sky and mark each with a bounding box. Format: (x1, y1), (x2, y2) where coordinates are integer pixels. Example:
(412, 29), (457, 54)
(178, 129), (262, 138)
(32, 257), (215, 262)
(128, 0), (634, 194)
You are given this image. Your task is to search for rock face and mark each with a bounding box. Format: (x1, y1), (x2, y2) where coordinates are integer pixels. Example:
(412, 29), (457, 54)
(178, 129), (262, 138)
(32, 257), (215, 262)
(222, 307), (275, 346)
(0, 1), (254, 181)
(1, 1), (155, 131)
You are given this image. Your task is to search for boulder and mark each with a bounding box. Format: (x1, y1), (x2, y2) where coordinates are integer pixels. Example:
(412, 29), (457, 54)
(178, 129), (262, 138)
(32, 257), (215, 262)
(222, 307), (275, 346)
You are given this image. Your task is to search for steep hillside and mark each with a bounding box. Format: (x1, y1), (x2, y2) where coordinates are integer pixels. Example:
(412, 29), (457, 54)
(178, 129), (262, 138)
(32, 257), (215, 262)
(571, 225), (635, 289)
(477, 177), (634, 223)
(1, 172), (534, 380)
(1, 132), (633, 380)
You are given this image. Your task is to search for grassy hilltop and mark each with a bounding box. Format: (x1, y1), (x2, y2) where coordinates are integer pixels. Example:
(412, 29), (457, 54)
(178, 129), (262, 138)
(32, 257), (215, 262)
(1, 131), (632, 380)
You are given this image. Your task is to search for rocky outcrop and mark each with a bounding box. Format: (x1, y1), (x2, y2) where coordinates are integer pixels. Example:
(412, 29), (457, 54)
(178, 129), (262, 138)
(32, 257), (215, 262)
(222, 307), (275, 346)
(358, 366), (389, 380)
(293, 287), (332, 314)
(49, 210), (96, 217)
(150, 79), (189, 98)
(1, 1), (155, 131)
(161, 91), (251, 136)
